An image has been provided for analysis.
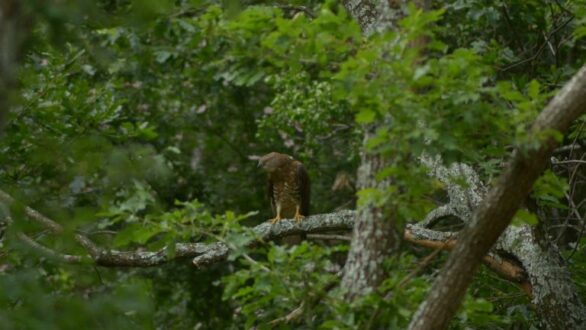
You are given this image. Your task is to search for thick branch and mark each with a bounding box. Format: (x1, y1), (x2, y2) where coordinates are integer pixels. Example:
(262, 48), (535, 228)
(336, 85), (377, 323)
(100, 212), (357, 268)
(404, 225), (529, 290)
(497, 226), (585, 327)
(0, 193), (355, 268)
(1, 194), (529, 291)
(409, 64), (586, 330)
(193, 211), (355, 267)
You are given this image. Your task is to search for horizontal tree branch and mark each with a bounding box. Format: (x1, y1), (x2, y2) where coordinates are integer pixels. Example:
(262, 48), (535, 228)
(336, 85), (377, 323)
(0, 190), (63, 233)
(307, 234), (352, 241)
(404, 225), (529, 294)
(193, 211), (356, 267)
(1, 190), (530, 294)
(410, 63), (586, 330)
(1, 212), (86, 264)
(0, 189), (100, 255)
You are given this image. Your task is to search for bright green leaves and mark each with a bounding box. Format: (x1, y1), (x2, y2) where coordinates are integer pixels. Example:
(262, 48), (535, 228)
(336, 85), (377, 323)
(214, 6), (278, 86)
(532, 170), (570, 209)
(357, 187), (386, 208)
(224, 3), (360, 153)
(334, 11), (496, 162)
(333, 9), (497, 227)
(319, 254), (432, 329)
(355, 108), (376, 124)
(512, 209), (539, 226)
(496, 79), (551, 153)
(108, 196), (257, 253)
(261, 4), (360, 69)
(114, 222), (162, 246)
(511, 170), (569, 227)
(258, 71), (355, 156)
(100, 181), (158, 224)
(223, 242), (343, 327)
(458, 296), (500, 326)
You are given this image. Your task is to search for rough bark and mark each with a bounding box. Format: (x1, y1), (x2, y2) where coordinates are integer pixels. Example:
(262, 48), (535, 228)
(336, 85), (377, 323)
(497, 226), (586, 329)
(191, 210), (356, 267)
(417, 155), (586, 327)
(403, 225), (528, 289)
(342, 0), (380, 35)
(340, 0), (418, 300)
(1, 188), (527, 288)
(0, 190), (356, 267)
(409, 64), (586, 330)
(342, 0), (429, 36)
(340, 134), (400, 297)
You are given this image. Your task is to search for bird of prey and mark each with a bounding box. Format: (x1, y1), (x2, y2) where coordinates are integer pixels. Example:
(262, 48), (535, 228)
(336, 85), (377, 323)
(258, 152), (310, 224)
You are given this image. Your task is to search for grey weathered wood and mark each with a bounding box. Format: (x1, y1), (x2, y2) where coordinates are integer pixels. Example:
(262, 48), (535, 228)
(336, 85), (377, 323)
(339, 0), (411, 299)
(409, 64), (586, 330)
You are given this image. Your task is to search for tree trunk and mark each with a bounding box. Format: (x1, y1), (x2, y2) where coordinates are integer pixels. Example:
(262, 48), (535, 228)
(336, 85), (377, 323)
(409, 64), (586, 330)
(340, 0), (429, 298)
(497, 226), (586, 329)
(340, 127), (400, 297)
(418, 155), (586, 328)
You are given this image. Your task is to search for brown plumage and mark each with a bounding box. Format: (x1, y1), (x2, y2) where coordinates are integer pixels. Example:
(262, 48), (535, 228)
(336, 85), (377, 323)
(258, 152), (310, 224)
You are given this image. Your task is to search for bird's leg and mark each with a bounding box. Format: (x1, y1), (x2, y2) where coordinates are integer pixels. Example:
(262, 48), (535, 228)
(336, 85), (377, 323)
(269, 213), (282, 224)
(269, 204), (282, 224)
(294, 205), (304, 224)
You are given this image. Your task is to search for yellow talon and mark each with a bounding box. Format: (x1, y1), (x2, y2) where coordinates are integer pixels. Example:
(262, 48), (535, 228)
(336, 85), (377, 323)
(269, 215), (282, 224)
(294, 207), (304, 224)
(294, 214), (304, 224)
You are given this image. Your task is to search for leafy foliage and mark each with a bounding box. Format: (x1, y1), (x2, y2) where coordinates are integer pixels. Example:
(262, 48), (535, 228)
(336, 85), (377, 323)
(1, 0), (585, 328)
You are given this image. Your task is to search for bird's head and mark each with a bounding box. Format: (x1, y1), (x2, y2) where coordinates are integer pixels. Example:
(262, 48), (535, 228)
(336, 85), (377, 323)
(258, 152), (291, 173)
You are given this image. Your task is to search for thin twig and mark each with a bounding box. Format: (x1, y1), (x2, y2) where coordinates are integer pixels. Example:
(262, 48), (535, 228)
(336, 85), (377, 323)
(269, 302), (305, 326)
(307, 234), (351, 241)
(500, 16), (574, 72)
(17, 233), (85, 263)
(552, 160), (586, 165)
(274, 4), (315, 18)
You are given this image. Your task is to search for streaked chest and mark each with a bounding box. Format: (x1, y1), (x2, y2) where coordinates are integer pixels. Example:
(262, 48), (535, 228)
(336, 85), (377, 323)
(271, 167), (299, 201)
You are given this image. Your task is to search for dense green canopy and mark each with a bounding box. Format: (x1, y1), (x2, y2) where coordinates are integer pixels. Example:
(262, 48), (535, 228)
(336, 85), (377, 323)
(1, 0), (585, 328)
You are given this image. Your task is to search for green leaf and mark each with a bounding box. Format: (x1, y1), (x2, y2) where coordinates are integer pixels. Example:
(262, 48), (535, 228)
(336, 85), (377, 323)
(512, 209), (538, 226)
(355, 109), (376, 124)
(527, 80), (540, 99)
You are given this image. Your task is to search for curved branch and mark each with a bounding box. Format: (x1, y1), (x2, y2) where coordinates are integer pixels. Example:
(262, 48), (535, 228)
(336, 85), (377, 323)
(94, 242), (212, 267)
(419, 205), (456, 228)
(0, 190), (532, 297)
(0, 189), (100, 255)
(410, 63), (586, 330)
(404, 225), (529, 291)
(1, 211), (86, 264)
(0, 190), (62, 233)
(17, 233), (85, 264)
(1, 193), (355, 268)
(193, 211), (356, 267)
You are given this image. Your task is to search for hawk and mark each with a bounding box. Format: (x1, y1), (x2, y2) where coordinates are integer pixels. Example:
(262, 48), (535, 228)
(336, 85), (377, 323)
(258, 152), (310, 224)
